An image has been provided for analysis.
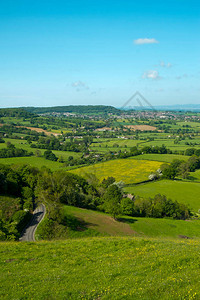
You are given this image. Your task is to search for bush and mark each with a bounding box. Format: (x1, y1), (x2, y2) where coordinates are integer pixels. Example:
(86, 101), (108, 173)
(36, 218), (68, 240)
(120, 198), (135, 216)
(185, 148), (196, 156)
(44, 150), (57, 161)
(12, 210), (32, 232)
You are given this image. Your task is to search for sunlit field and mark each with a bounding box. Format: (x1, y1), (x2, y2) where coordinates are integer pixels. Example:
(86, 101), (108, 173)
(125, 180), (200, 212)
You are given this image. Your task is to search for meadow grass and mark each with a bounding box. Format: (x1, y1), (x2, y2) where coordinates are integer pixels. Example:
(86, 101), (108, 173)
(71, 159), (162, 184)
(124, 180), (200, 212)
(1, 237), (200, 299)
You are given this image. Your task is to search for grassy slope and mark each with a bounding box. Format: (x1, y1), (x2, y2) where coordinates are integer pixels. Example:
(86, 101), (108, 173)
(64, 206), (200, 240)
(124, 180), (200, 212)
(64, 206), (136, 238)
(1, 237), (200, 299)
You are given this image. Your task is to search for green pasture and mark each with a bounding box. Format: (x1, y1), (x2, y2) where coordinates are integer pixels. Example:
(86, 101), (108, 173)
(124, 180), (200, 212)
(0, 138), (33, 151)
(125, 216), (200, 239)
(132, 153), (189, 163)
(0, 156), (66, 171)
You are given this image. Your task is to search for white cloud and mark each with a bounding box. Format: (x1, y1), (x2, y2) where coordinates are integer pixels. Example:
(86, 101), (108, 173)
(134, 38), (159, 45)
(71, 80), (89, 91)
(142, 70), (161, 80)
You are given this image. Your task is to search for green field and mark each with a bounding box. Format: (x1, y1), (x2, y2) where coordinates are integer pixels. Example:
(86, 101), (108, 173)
(140, 139), (200, 151)
(71, 159), (162, 184)
(0, 156), (67, 171)
(1, 237), (200, 299)
(125, 180), (200, 212)
(125, 216), (200, 239)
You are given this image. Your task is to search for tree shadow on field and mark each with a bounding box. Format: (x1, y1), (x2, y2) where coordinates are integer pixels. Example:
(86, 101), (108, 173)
(187, 175), (198, 181)
(118, 217), (138, 224)
(75, 217), (98, 232)
(64, 214), (98, 231)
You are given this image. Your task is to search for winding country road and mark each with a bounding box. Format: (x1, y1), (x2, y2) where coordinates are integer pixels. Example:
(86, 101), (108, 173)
(19, 204), (46, 242)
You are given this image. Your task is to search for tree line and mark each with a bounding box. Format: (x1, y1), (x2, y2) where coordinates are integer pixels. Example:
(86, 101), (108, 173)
(0, 163), (191, 241)
(161, 155), (200, 180)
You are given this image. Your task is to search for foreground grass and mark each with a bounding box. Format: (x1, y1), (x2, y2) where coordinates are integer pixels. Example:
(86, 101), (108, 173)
(1, 237), (200, 299)
(125, 180), (200, 212)
(71, 159), (162, 184)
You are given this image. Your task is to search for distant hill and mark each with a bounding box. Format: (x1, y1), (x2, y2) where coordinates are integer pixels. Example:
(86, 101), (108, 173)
(155, 104), (200, 112)
(122, 104), (200, 112)
(0, 108), (34, 118)
(23, 105), (121, 115)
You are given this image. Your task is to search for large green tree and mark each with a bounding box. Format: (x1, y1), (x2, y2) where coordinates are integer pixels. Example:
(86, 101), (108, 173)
(102, 185), (122, 219)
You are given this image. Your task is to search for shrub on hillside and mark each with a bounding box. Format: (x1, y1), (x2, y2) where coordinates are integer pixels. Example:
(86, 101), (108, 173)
(44, 150), (58, 161)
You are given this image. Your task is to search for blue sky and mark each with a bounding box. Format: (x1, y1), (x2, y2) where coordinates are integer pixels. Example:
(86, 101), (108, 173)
(0, 0), (199, 108)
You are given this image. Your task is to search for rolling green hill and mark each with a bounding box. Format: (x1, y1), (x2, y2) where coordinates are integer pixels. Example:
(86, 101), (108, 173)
(24, 105), (121, 115)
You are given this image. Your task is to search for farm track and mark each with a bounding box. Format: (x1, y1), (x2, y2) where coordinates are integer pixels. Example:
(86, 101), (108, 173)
(19, 204), (46, 242)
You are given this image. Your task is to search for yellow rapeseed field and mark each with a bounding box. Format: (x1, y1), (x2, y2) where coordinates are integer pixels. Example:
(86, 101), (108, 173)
(71, 159), (162, 184)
